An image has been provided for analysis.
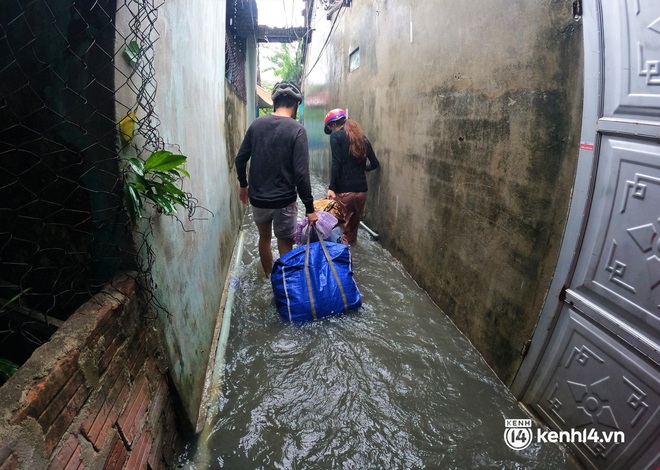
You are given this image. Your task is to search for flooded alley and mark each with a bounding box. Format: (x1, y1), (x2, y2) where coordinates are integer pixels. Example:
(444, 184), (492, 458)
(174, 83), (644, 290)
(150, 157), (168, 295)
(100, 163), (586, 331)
(1, 1), (658, 468)
(179, 179), (575, 469)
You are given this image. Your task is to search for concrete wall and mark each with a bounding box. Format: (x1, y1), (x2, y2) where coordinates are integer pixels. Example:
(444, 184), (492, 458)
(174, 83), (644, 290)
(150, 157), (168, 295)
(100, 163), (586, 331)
(129, 0), (244, 428)
(303, 0), (583, 384)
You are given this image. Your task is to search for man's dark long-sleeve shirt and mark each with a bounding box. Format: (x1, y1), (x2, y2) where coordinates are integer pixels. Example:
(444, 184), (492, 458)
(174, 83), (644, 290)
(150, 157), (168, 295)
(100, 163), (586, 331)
(329, 129), (380, 193)
(235, 114), (315, 214)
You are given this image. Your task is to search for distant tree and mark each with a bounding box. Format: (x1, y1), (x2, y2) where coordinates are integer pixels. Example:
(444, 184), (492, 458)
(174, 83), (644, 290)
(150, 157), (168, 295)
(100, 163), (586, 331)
(265, 41), (303, 84)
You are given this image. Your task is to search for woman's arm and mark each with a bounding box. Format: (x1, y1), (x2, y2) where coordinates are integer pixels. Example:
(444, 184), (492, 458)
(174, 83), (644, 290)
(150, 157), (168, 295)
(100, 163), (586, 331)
(365, 139), (379, 171)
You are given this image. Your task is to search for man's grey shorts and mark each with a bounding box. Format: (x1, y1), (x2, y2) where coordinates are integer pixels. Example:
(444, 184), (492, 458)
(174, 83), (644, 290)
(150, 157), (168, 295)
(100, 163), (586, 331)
(252, 202), (298, 239)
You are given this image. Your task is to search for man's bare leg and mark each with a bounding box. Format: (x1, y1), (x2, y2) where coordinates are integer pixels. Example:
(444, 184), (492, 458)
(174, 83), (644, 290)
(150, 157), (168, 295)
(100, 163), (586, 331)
(256, 221), (274, 277)
(277, 237), (294, 258)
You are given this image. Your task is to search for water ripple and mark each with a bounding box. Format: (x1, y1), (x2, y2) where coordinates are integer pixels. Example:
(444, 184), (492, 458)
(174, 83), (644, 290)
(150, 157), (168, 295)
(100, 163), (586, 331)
(179, 177), (572, 469)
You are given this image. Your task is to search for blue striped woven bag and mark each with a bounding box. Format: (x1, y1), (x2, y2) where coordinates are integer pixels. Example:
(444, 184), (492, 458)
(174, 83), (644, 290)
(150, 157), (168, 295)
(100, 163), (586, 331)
(271, 226), (361, 322)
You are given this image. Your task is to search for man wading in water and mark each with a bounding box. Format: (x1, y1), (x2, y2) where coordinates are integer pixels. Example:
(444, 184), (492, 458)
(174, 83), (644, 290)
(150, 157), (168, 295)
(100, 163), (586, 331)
(235, 81), (318, 277)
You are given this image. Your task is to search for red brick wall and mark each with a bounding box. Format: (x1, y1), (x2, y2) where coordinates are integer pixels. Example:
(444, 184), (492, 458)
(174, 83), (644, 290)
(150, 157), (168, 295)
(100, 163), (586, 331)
(0, 274), (182, 469)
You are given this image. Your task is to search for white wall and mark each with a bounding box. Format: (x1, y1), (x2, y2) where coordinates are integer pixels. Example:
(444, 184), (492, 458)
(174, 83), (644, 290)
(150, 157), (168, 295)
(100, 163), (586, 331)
(131, 0), (243, 428)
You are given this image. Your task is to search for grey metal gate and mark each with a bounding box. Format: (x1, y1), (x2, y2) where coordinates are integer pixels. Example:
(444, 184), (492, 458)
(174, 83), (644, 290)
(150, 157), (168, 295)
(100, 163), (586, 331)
(511, 1), (660, 468)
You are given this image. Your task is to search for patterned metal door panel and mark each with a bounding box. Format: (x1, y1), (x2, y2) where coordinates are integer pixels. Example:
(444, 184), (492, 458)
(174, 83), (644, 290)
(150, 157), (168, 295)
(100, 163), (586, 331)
(525, 306), (660, 467)
(517, 1), (660, 469)
(571, 136), (660, 338)
(602, 0), (660, 118)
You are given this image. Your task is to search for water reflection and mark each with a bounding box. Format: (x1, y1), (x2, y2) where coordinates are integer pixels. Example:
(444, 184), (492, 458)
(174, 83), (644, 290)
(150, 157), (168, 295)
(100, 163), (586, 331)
(180, 178), (574, 469)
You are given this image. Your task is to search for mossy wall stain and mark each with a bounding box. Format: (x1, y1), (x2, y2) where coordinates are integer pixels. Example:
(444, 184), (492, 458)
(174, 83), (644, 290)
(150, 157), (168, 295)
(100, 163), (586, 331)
(416, 89), (579, 381)
(304, 0), (583, 383)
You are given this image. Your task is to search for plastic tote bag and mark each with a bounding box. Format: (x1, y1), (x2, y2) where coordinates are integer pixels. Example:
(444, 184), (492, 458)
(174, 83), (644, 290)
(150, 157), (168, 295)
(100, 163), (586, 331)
(271, 226), (361, 322)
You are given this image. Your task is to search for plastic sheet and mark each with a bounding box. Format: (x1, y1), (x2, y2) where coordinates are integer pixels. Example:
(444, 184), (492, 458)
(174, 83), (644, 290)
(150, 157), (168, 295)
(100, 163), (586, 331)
(294, 210), (338, 245)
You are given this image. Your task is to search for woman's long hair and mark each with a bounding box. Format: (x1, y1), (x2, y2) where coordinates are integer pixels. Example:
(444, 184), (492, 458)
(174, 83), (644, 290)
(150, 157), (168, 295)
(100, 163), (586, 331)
(344, 118), (367, 161)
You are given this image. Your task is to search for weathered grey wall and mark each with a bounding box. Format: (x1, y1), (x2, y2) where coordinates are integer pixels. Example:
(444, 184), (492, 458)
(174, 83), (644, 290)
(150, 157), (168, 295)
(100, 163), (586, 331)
(120, 0), (244, 427)
(303, 0), (583, 384)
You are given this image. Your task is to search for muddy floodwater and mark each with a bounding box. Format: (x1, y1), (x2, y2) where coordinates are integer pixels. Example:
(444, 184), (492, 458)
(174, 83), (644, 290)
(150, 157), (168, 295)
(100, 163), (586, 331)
(179, 178), (575, 469)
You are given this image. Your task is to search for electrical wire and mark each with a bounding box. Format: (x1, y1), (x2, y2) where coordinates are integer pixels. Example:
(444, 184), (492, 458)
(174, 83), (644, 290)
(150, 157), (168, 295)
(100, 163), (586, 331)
(282, 0), (290, 29)
(302, 2), (344, 81)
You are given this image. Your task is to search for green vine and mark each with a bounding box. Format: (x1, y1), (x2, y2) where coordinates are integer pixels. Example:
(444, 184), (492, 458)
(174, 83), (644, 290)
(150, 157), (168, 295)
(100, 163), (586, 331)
(124, 150), (191, 227)
(0, 359), (18, 382)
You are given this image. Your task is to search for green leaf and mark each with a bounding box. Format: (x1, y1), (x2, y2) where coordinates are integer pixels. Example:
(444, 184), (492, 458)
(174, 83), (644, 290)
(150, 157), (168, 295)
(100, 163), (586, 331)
(123, 149), (194, 224)
(151, 155), (188, 172)
(145, 151), (187, 172)
(164, 184), (186, 199)
(151, 194), (176, 214)
(129, 184), (143, 212)
(169, 192), (189, 207)
(0, 358), (19, 381)
(150, 180), (169, 194)
(125, 183), (143, 226)
(144, 150), (172, 166)
(127, 158), (144, 176)
(124, 40), (141, 66)
(150, 183), (187, 208)
(0, 289), (29, 314)
(171, 167), (191, 179)
(131, 180), (147, 192)
(265, 42), (303, 83)
(123, 189), (134, 227)
(155, 172), (177, 184)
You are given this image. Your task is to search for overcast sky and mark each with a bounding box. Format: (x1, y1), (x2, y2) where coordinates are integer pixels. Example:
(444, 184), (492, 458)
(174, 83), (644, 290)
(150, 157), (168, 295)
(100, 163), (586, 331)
(255, 0), (305, 28)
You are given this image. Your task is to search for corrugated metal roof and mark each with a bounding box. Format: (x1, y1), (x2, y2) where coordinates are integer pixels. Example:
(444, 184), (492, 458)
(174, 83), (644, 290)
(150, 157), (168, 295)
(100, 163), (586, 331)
(256, 85), (273, 108)
(257, 26), (308, 43)
(228, 0), (258, 40)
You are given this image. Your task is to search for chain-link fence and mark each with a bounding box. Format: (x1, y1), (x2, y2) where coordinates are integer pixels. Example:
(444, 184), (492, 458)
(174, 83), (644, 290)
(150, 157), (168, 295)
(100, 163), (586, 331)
(0, 0), (166, 371)
(0, 0), (250, 376)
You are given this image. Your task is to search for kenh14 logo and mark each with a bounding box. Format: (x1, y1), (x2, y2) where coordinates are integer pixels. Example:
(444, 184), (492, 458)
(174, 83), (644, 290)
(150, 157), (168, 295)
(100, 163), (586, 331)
(504, 419), (533, 450)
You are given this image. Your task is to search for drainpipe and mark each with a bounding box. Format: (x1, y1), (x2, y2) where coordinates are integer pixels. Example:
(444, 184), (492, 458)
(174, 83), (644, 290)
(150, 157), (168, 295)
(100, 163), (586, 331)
(191, 230), (245, 469)
(359, 221), (379, 240)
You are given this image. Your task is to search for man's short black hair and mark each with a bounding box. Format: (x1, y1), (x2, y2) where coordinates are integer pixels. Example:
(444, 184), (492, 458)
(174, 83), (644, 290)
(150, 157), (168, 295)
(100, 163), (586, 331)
(273, 94), (300, 110)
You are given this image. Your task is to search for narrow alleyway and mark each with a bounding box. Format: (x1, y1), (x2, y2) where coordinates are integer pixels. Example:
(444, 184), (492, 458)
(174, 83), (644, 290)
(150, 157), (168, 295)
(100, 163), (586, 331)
(178, 177), (577, 469)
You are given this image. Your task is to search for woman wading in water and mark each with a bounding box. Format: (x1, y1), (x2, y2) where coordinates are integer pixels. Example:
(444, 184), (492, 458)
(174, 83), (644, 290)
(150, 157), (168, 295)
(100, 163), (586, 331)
(324, 109), (380, 245)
